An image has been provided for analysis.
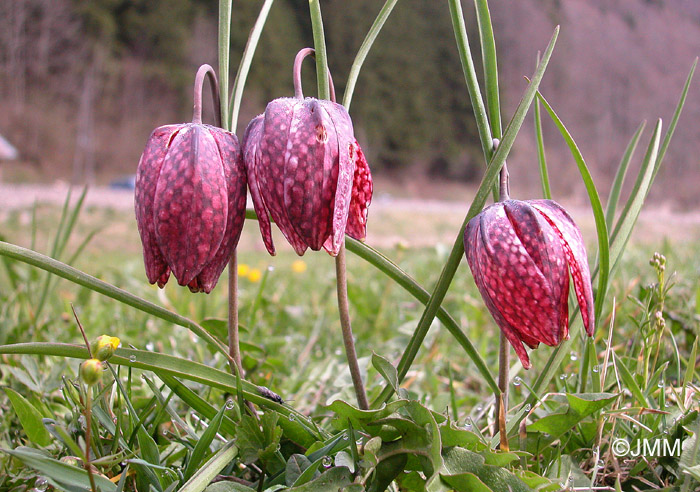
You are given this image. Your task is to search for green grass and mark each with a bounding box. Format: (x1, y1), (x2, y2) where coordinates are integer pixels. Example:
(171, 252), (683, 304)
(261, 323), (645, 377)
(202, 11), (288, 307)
(0, 203), (698, 489)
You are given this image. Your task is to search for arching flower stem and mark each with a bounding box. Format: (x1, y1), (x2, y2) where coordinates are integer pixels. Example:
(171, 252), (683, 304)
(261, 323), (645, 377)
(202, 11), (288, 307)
(193, 64), (222, 127)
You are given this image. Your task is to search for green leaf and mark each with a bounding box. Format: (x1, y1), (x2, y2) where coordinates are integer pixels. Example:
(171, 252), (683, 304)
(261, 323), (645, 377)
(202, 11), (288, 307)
(615, 354), (650, 407)
(528, 393), (617, 439)
(228, 0), (274, 131)
(367, 453), (408, 492)
(3, 446), (117, 492)
(286, 454), (313, 487)
(536, 92), (609, 323)
(326, 399), (408, 428)
(474, 0), (502, 139)
(236, 412), (282, 466)
(533, 92), (551, 199)
(0, 342), (323, 443)
(604, 121), (646, 228)
(183, 403), (227, 482)
(179, 440), (239, 492)
(440, 472), (491, 492)
(204, 482), (256, 492)
(287, 467), (353, 492)
(372, 353), (398, 392)
(4, 388), (52, 447)
(374, 24), (560, 407)
(343, 0), (399, 110)
(440, 421), (486, 450)
(442, 447), (532, 492)
(0, 241), (229, 359)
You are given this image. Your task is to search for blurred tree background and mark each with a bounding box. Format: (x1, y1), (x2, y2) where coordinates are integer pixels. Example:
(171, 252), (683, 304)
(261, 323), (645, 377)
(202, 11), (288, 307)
(0, 0), (698, 205)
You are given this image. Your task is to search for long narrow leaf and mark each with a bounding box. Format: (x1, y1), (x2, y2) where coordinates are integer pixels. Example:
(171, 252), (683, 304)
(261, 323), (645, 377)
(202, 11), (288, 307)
(183, 403), (227, 482)
(534, 96), (551, 199)
(474, 0), (502, 138)
(536, 92), (609, 323)
(229, 0), (275, 131)
(343, 0), (399, 110)
(0, 343), (324, 441)
(0, 241), (230, 360)
(179, 440), (239, 492)
(449, 0), (493, 160)
(604, 121), (646, 228)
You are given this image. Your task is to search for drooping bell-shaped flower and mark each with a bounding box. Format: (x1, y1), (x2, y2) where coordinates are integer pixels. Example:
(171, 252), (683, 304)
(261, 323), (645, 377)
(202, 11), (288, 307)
(242, 48), (372, 256)
(464, 199), (594, 369)
(134, 65), (246, 293)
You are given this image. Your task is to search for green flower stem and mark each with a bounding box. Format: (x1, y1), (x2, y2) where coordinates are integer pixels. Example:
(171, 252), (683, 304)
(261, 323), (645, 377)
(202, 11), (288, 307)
(336, 244), (369, 409)
(0, 241), (233, 364)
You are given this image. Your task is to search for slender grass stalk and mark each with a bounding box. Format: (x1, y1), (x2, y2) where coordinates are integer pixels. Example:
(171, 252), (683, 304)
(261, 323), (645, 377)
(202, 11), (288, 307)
(308, 0), (368, 409)
(218, 0), (232, 128)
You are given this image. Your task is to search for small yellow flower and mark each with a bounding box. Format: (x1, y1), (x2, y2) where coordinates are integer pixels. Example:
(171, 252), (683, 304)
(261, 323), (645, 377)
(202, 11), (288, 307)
(90, 335), (120, 362)
(238, 264), (250, 277)
(291, 260), (307, 274)
(247, 268), (262, 283)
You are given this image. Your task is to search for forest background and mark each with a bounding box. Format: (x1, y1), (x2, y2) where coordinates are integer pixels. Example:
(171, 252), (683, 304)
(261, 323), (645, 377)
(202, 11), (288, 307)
(1, 0), (699, 207)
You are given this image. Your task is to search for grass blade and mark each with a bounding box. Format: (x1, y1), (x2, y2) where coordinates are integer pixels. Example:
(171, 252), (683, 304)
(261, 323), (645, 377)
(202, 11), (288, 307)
(343, 0), (399, 110)
(609, 120), (662, 271)
(534, 94), (551, 199)
(535, 92), (609, 323)
(0, 342), (325, 442)
(474, 0), (502, 138)
(179, 440), (239, 492)
(229, 0), (275, 131)
(0, 241), (231, 361)
(309, 0), (330, 101)
(605, 121), (646, 228)
(449, 0), (493, 160)
(218, 0), (232, 128)
(183, 403), (227, 482)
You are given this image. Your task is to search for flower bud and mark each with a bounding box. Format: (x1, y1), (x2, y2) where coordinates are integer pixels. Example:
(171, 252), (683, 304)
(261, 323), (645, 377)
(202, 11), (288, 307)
(80, 359), (103, 386)
(90, 335), (120, 361)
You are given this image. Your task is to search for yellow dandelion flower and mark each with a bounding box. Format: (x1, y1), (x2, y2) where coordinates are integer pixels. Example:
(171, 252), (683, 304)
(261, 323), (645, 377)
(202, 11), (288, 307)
(247, 268), (262, 283)
(291, 260), (307, 274)
(238, 264), (250, 277)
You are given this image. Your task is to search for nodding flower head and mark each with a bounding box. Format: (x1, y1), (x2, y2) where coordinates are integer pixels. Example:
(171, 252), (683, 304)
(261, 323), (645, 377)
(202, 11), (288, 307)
(242, 48), (372, 257)
(464, 199), (594, 369)
(134, 65), (246, 293)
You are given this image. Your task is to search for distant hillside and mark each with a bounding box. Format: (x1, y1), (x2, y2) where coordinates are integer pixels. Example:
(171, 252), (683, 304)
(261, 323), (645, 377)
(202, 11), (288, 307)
(0, 0), (697, 206)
